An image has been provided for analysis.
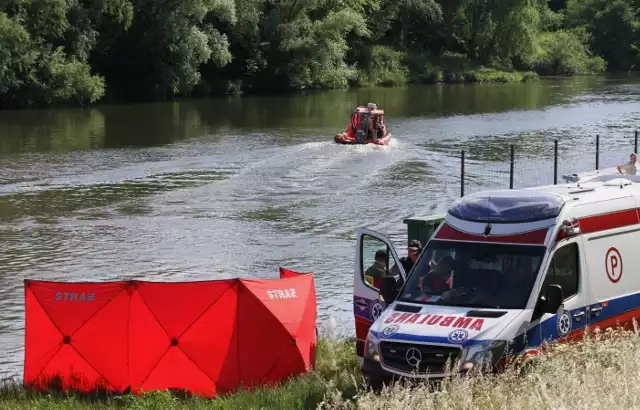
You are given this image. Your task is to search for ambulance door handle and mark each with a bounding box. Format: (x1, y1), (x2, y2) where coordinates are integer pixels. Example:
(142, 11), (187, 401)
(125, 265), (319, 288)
(590, 307), (603, 316)
(572, 311), (585, 321)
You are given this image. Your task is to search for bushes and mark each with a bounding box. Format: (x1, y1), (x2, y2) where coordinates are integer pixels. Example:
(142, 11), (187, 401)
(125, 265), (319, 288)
(355, 46), (408, 87)
(531, 28), (607, 75)
(402, 52), (538, 85)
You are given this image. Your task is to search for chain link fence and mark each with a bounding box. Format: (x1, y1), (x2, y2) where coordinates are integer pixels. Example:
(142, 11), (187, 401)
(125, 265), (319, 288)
(460, 132), (639, 197)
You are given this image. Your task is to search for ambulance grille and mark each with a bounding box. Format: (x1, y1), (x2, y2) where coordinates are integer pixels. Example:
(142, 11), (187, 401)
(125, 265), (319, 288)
(379, 342), (461, 375)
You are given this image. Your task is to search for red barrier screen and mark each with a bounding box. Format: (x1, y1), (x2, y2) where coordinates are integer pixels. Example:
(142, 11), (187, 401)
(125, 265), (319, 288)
(24, 269), (316, 398)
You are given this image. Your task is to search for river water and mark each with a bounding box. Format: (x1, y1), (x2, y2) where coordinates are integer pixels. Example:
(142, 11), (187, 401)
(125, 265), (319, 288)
(1, 75), (640, 378)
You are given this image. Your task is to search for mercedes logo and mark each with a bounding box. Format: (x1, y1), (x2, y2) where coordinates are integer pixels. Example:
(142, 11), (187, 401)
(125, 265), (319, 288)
(405, 347), (422, 368)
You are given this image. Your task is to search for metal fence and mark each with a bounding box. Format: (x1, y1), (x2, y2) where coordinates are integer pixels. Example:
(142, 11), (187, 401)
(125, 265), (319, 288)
(459, 131), (640, 197)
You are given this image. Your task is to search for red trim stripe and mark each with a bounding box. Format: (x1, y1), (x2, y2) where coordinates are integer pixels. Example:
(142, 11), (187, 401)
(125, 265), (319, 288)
(438, 208), (640, 244)
(578, 208), (640, 234)
(355, 316), (371, 340)
(434, 224), (548, 245)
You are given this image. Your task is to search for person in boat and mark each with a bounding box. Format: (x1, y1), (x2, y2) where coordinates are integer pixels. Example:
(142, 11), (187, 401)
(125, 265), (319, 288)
(365, 249), (389, 288)
(367, 103), (388, 140)
(372, 114), (386, 141)
(617, 152), (637, 175)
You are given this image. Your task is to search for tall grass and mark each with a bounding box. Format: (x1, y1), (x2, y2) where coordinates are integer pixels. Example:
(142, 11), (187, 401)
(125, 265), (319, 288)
(324, 328), (640, 409)
(2, 328), (640, 409)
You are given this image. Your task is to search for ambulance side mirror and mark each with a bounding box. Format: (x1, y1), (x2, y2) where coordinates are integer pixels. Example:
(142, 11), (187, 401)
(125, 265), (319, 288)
(380, 276), (399, 304)
(544, 284), (564, 314)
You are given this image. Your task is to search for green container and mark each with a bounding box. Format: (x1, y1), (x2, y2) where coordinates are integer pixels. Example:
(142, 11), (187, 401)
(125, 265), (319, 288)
(403, 214), (445, 246)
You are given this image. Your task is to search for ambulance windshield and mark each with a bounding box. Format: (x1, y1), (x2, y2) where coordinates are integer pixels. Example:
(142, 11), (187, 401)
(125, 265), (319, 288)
(397, 240), (546, 309)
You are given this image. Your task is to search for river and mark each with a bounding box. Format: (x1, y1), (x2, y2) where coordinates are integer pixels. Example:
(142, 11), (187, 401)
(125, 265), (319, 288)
(1, 75), (640, 379)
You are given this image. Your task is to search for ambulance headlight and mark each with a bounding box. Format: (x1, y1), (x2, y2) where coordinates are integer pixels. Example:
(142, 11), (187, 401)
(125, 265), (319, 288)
(462, 340), (507, 366)
(364, 333), (381, 362)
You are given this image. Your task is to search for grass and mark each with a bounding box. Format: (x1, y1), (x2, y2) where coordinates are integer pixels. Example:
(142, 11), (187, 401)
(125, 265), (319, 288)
(3, 327), (640, 409)
(327, 327), (640, 410)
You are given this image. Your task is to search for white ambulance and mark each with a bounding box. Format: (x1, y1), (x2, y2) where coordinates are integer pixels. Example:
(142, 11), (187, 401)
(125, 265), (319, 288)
(353, 174), (640, 386)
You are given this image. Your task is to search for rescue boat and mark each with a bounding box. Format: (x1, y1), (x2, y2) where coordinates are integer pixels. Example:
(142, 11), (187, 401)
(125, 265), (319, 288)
(334, 103), (392, 146)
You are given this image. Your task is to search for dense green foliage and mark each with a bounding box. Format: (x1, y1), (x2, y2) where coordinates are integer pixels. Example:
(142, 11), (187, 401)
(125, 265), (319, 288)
(0, 0), (637, 107)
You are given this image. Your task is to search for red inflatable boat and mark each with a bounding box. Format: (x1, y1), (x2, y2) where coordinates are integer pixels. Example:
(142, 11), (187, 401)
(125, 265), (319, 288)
(334, 104), (392, 145)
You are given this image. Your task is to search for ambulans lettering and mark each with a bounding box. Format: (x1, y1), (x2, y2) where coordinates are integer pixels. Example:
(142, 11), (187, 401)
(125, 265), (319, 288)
(55, 292), (95, 302)
(382, 312), (485, 330)
(383, 313), (398, 324)
(468, 319), (484, 331)
(426, 315), (443, 325)
(267, 288), (297, 299)
(404, 314), (420, 324)
(417, 315), (431, 324)
(391, 313), (412, 323)
(452, 317), (473, 329)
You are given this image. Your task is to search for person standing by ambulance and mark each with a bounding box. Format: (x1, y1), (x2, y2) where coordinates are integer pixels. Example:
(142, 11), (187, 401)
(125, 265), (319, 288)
(390, 240), (422, 276)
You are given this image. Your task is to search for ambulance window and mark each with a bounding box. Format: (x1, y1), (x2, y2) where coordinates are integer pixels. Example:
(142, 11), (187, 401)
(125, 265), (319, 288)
(542, 243), (579, 300)
(361, 235), (398, 291)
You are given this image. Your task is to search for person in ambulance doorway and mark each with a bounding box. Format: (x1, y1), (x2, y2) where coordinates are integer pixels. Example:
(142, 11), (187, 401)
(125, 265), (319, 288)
(617, 152), (637, 175)
(390, 240), (422, 276)
(365, 249), (389, 289)
(419, 255), (454, 294)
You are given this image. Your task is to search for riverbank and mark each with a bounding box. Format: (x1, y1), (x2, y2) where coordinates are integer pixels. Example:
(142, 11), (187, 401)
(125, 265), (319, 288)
(1, 329), (639, 409)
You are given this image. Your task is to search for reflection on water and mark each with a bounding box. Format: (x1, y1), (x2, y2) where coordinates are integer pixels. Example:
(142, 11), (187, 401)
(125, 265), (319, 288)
(0, 76), (617, 156)
(1, 75), (640, 378)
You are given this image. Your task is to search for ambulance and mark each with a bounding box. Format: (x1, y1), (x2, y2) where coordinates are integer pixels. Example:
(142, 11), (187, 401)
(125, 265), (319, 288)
(353, 174), (640, 386)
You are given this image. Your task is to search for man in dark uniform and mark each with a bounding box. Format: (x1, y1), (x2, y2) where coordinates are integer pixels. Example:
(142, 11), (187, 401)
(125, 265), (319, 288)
(365, 249), (389, 288)
(401, 240), (422, 273)
(390, 240), (422, 276)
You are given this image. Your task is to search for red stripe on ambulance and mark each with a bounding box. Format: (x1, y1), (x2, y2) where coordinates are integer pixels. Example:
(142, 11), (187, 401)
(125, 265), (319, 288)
(434, 224), (549, 245)
(578, 208), (640, 234)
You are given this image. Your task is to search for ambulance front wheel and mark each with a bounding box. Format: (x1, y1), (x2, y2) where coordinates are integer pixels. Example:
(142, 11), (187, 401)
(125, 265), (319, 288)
(363, 373), (386, 391)
(361, 358), (392, 391)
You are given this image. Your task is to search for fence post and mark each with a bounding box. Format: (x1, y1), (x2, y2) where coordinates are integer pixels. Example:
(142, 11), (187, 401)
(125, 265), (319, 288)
(554, 139), (558, 185)
(460, 150), (465, 197)
(509, 144), (515, 189)
(635, 130), (638, 154)
(596, 134), (600, 170)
